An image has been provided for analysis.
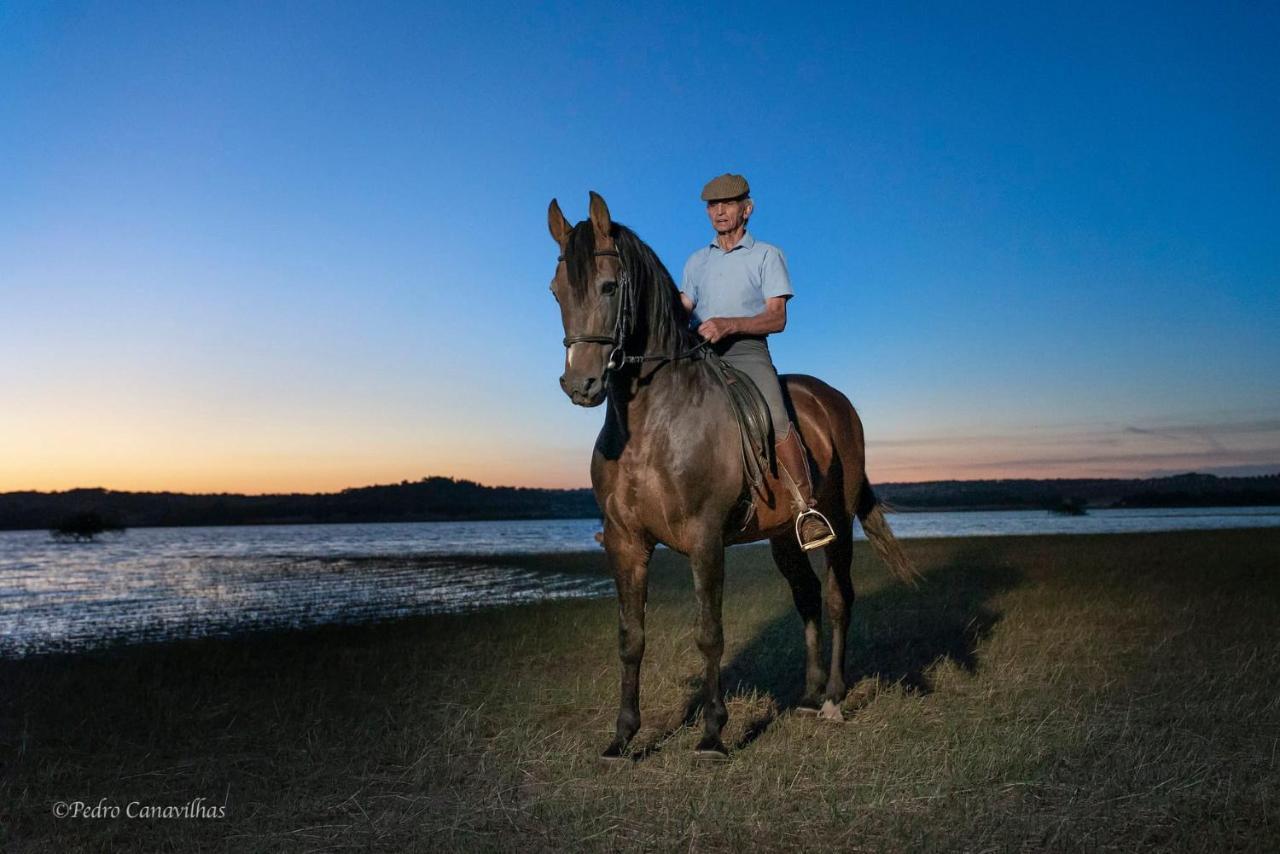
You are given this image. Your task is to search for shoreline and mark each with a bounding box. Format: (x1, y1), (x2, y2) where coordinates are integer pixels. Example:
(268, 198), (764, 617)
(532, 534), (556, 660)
(4, 500), (1280, 535)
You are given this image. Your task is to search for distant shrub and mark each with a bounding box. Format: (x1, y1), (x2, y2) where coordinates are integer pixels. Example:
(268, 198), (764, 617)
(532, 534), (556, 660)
(50, 512), (125, 542)
(1048, 497), (1088, 516)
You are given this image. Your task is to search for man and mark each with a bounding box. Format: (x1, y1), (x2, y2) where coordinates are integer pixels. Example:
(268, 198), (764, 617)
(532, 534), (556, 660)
(680, 173), (836, 551)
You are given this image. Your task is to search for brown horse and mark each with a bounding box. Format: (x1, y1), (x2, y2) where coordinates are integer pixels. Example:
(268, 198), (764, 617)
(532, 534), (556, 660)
(547, 192), (918, 760)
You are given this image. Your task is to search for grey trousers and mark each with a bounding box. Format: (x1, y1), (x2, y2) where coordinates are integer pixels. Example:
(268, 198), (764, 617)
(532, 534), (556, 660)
(714, 336), (791, 441)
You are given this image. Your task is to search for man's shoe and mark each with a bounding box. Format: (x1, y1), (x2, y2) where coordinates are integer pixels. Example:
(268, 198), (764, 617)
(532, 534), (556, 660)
(796, 508), (837, 551)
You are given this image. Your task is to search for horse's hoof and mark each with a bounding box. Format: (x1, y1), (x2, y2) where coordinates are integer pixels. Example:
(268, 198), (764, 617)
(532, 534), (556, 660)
(694, 738), (729, 761)
(793, 701), (822, 716)
(600, 741), (630, 764)
(819, 700), (845, 723)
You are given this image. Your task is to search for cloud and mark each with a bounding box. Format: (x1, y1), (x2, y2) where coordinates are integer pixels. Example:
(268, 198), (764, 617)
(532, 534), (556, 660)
(867, 411), (1280, 480)
(957, 448), (1280, 470)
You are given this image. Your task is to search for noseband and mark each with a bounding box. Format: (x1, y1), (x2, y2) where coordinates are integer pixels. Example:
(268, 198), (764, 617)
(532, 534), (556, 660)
(559, 247), (707, 376)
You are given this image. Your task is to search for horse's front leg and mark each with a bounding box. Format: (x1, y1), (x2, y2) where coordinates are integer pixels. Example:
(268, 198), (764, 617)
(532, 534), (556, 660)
(690, 539), (729, 759)
(601, 528), (654, 761)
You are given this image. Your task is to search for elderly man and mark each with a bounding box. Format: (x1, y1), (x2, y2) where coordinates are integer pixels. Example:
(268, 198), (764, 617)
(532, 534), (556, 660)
(679, 173), (836, 551)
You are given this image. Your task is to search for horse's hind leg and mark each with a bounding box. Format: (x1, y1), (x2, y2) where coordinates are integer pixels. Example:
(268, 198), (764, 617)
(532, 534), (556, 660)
(689, 540), (729, 758)
(602, 530), (654, 760)
(822, 510), (856, 714)
(769, 535), (827, 713)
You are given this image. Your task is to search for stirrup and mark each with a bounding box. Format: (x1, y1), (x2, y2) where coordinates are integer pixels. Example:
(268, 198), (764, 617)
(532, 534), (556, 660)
(795, 508), (836, 552)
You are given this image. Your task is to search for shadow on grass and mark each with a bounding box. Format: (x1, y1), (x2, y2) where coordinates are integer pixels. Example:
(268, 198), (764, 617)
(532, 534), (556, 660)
(657, 549), (1025, 755)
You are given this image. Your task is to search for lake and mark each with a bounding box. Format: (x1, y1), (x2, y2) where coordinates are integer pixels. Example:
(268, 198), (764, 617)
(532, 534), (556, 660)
(2, 507), (1277, 657)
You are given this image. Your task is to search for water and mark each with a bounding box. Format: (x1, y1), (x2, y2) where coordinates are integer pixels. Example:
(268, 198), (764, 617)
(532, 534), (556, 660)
(0, 519), (614, 657)
(1, 508), (1276, 657)
(876, 506), (1280, 539)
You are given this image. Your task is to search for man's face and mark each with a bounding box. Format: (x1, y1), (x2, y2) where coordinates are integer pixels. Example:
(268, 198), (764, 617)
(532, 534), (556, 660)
(706, 198), (752, 234)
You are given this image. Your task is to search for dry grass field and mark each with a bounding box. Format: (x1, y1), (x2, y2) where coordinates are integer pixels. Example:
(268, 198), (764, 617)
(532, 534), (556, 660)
(2, 528), (1278, 852)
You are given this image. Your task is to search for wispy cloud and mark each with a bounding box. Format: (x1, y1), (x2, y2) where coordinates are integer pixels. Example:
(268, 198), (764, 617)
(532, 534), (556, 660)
(868, 412), (1280, 481)
(1124, 425), (1224, 451)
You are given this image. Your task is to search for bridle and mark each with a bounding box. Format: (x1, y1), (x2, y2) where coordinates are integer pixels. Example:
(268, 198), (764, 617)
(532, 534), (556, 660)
(559, 246), (707, 377)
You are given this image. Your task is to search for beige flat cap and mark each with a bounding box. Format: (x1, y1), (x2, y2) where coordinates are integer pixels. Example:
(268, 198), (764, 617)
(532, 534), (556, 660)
(700, 173), (750, 201)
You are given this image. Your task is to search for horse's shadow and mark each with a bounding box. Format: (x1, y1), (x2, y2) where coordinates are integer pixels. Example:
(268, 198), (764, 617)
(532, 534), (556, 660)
(634, 549), (1023, 759)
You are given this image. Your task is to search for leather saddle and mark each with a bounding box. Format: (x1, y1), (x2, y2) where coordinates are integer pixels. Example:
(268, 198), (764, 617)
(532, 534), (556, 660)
(703, 350), (776, 512)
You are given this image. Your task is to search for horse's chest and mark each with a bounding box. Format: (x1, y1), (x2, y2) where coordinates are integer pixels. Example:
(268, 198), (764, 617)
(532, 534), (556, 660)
(592, 439), (743, 547)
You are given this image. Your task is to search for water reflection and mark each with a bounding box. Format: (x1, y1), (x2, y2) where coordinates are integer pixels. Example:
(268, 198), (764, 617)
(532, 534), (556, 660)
(0, 545), (613, 657)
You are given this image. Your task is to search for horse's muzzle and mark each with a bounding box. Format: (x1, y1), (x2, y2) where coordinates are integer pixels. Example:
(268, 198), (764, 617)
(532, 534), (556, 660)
(560, 373), (607, 407)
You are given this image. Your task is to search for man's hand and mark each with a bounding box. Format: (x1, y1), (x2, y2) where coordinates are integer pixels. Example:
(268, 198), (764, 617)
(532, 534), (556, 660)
(698, 317), (739, 343)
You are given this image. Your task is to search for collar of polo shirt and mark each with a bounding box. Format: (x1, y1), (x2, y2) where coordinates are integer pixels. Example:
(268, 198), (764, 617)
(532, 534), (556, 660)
(709, 231), (756, 252)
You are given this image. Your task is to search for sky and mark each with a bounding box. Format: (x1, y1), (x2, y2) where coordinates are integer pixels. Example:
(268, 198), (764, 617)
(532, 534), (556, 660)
(1, 1), (1277, 493)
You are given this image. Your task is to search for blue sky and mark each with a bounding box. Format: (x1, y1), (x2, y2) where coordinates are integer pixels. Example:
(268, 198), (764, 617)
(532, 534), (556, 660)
(2, 1), (1277, 491)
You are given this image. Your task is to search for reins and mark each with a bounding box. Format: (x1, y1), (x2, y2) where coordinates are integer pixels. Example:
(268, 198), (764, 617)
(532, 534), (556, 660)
(559, 247), (708, 375)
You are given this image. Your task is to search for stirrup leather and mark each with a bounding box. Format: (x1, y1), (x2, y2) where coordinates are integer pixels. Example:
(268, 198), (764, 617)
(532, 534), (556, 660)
(795, 507), (836, 551)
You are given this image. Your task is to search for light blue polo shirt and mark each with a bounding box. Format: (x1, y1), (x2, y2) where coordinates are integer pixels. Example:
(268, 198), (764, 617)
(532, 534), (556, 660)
(680, 232), (793, 326)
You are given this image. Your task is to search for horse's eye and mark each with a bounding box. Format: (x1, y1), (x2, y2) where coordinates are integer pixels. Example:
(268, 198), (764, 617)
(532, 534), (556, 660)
(601, 281), (617, 296)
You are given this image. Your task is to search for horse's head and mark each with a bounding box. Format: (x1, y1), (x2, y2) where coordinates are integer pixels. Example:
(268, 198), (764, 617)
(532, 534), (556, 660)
(547, 191), (626, 407)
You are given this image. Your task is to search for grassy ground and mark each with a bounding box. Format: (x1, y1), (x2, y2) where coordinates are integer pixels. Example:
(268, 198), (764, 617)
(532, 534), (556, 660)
(1, 528), (1278, 852)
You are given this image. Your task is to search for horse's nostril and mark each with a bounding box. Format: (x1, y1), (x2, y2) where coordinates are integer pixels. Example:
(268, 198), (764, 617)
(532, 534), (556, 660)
(583, 377), (597, 392)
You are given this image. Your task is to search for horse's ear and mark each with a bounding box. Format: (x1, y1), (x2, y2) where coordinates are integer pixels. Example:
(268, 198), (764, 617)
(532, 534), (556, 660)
(548, 199), (572, 247)
(588, 191), (612, 240)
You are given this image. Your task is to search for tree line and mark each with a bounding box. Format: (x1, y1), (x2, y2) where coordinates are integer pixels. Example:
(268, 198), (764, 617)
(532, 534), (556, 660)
(1, 472), (1276, 532)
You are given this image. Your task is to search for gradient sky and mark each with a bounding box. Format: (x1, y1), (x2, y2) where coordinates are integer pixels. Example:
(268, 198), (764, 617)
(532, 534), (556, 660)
(2, 1), (1278, 493)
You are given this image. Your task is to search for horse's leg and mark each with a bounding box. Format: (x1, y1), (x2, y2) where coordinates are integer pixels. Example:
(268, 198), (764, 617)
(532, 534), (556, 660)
(821, 511), (856, 720)
(690, 540), (729, 758)
(602, 529), (654, 760)
(769, 535), (827, 712)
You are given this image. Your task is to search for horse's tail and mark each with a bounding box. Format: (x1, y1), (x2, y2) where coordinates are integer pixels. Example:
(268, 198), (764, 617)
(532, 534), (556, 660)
(855, 478), (922, 587)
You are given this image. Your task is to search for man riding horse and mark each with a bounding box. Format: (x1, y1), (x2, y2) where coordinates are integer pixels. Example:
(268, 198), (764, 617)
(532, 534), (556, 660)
(547, 191), (916, 758)
(680, 173), (836, 551)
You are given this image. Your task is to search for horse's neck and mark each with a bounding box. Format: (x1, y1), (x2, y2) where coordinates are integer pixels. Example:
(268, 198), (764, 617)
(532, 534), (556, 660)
(614, 273), (709, 423)
(611, 349), (712, 432)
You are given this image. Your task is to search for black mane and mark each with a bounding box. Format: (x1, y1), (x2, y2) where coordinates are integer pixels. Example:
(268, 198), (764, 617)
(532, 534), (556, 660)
(563, 220), (701, 359)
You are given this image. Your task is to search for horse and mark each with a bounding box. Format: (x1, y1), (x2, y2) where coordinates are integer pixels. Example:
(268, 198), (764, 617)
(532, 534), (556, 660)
(547, 191), (918, 760)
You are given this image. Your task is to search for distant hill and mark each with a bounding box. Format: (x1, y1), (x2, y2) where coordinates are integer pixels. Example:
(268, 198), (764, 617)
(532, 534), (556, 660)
(0, 477), (600, 532)
(875, 472), (1280, 511)
(0, 472), (1276, 532)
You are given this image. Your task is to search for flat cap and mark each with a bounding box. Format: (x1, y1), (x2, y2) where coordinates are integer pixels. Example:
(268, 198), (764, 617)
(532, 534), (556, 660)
(700, 173), (750, 201)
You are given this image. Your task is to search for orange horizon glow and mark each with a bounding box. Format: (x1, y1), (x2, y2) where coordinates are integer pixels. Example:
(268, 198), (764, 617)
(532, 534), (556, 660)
(5, 396), (1277, 495)
(6, 445), (1275, 495)
(0, 449), (596, 495)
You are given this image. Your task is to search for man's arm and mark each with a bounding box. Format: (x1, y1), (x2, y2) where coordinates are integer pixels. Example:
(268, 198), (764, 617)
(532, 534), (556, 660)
(679, 253), (700, 317)
(697, 296), (788, 343)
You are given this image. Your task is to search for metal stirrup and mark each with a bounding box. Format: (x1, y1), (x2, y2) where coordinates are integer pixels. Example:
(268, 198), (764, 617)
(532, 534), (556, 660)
(795, 508), (836, 551)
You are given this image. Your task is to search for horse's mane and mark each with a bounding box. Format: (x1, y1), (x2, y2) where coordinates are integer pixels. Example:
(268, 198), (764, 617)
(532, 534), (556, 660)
(564, 220), (701, 359)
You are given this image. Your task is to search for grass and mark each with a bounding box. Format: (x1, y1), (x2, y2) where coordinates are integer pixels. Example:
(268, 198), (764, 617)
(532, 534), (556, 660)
(2, 528), (1278, 852)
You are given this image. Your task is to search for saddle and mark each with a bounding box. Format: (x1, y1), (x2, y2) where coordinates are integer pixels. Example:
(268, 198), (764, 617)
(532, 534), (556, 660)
(703, 350), (775, 510)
